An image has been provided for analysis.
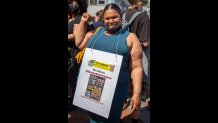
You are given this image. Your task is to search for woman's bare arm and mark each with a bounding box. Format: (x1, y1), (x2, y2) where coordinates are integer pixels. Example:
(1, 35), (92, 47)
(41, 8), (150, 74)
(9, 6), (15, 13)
(127, 33), (143, 113)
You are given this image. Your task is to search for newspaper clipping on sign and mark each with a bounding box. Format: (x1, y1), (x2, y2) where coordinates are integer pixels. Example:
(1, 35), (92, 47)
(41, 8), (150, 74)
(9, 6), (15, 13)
(73, 48), (123, 118)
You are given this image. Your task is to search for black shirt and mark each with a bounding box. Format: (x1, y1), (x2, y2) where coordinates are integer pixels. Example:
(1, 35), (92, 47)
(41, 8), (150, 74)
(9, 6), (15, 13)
(68, 15), (93, 48)
(125, 9), (150, 42)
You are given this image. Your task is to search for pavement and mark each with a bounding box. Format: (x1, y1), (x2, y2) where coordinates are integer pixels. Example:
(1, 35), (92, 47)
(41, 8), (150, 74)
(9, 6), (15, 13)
(68, 98), (150, 123)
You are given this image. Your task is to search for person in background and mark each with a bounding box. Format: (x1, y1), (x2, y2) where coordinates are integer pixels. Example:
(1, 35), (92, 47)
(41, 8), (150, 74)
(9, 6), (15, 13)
(68, 0), (93, 111)
(92, 9), (105, 29)
(122, 0), (150, 122)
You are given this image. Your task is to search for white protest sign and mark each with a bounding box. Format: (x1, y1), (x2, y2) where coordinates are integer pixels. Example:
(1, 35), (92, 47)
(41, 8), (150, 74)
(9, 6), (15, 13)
(73, 48), (123, 118)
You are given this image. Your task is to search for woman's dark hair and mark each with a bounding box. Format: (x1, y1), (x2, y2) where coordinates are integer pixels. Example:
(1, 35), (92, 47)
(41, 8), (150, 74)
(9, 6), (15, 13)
(103, 3), (122, 19)
(128, 0), (148, 5)
(127, 0), (147, 10)
(68, 0), (88, 15)
(77, 0), (88, 14)
(68, 6), (72, 18)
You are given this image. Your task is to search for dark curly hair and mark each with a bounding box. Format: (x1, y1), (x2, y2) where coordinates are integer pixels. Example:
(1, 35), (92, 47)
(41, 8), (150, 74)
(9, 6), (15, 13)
(68, 0), (88, 15)
(68, 6), (72, 18)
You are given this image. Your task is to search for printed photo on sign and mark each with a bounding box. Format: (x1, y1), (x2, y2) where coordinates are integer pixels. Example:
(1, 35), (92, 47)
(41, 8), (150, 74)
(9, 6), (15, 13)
(85, 74), (105, 101)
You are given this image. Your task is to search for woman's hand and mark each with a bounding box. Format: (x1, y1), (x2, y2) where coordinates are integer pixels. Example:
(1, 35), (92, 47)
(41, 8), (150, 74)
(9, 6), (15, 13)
(130, 94), (141, 113)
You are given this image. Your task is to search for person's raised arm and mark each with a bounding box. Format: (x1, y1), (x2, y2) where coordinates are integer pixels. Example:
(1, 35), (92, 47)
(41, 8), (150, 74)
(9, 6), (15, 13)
(74, 13), (91, 47)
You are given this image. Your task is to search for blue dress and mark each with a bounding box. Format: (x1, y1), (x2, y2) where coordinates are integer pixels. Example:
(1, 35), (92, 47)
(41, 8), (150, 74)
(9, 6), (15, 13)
(86, 27), (131, 123)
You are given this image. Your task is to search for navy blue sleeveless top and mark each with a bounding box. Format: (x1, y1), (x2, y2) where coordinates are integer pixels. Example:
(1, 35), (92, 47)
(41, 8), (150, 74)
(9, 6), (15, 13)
(86, 27), (130, 87)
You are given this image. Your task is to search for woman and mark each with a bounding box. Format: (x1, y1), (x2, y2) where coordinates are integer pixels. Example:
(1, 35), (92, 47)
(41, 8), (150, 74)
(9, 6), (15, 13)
(68, 0), (82, 111)
(68, 0), (93, 111)
(92, 9), (105, 29)
(74, 3), (143, 123)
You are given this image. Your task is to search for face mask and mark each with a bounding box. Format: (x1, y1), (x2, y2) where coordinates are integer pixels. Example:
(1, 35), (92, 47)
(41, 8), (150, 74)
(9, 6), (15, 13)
(105, 25), (121, 34)
(69, 4), (80, 15)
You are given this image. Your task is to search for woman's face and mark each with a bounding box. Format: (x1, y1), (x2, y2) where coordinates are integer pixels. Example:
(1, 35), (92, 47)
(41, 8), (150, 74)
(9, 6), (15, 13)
(69, 1), (80, 15)
(103, 9), (121, 32)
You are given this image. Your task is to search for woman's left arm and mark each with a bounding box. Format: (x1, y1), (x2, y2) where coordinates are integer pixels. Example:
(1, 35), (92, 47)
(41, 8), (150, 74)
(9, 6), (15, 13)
(127, 33), (143, 113)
